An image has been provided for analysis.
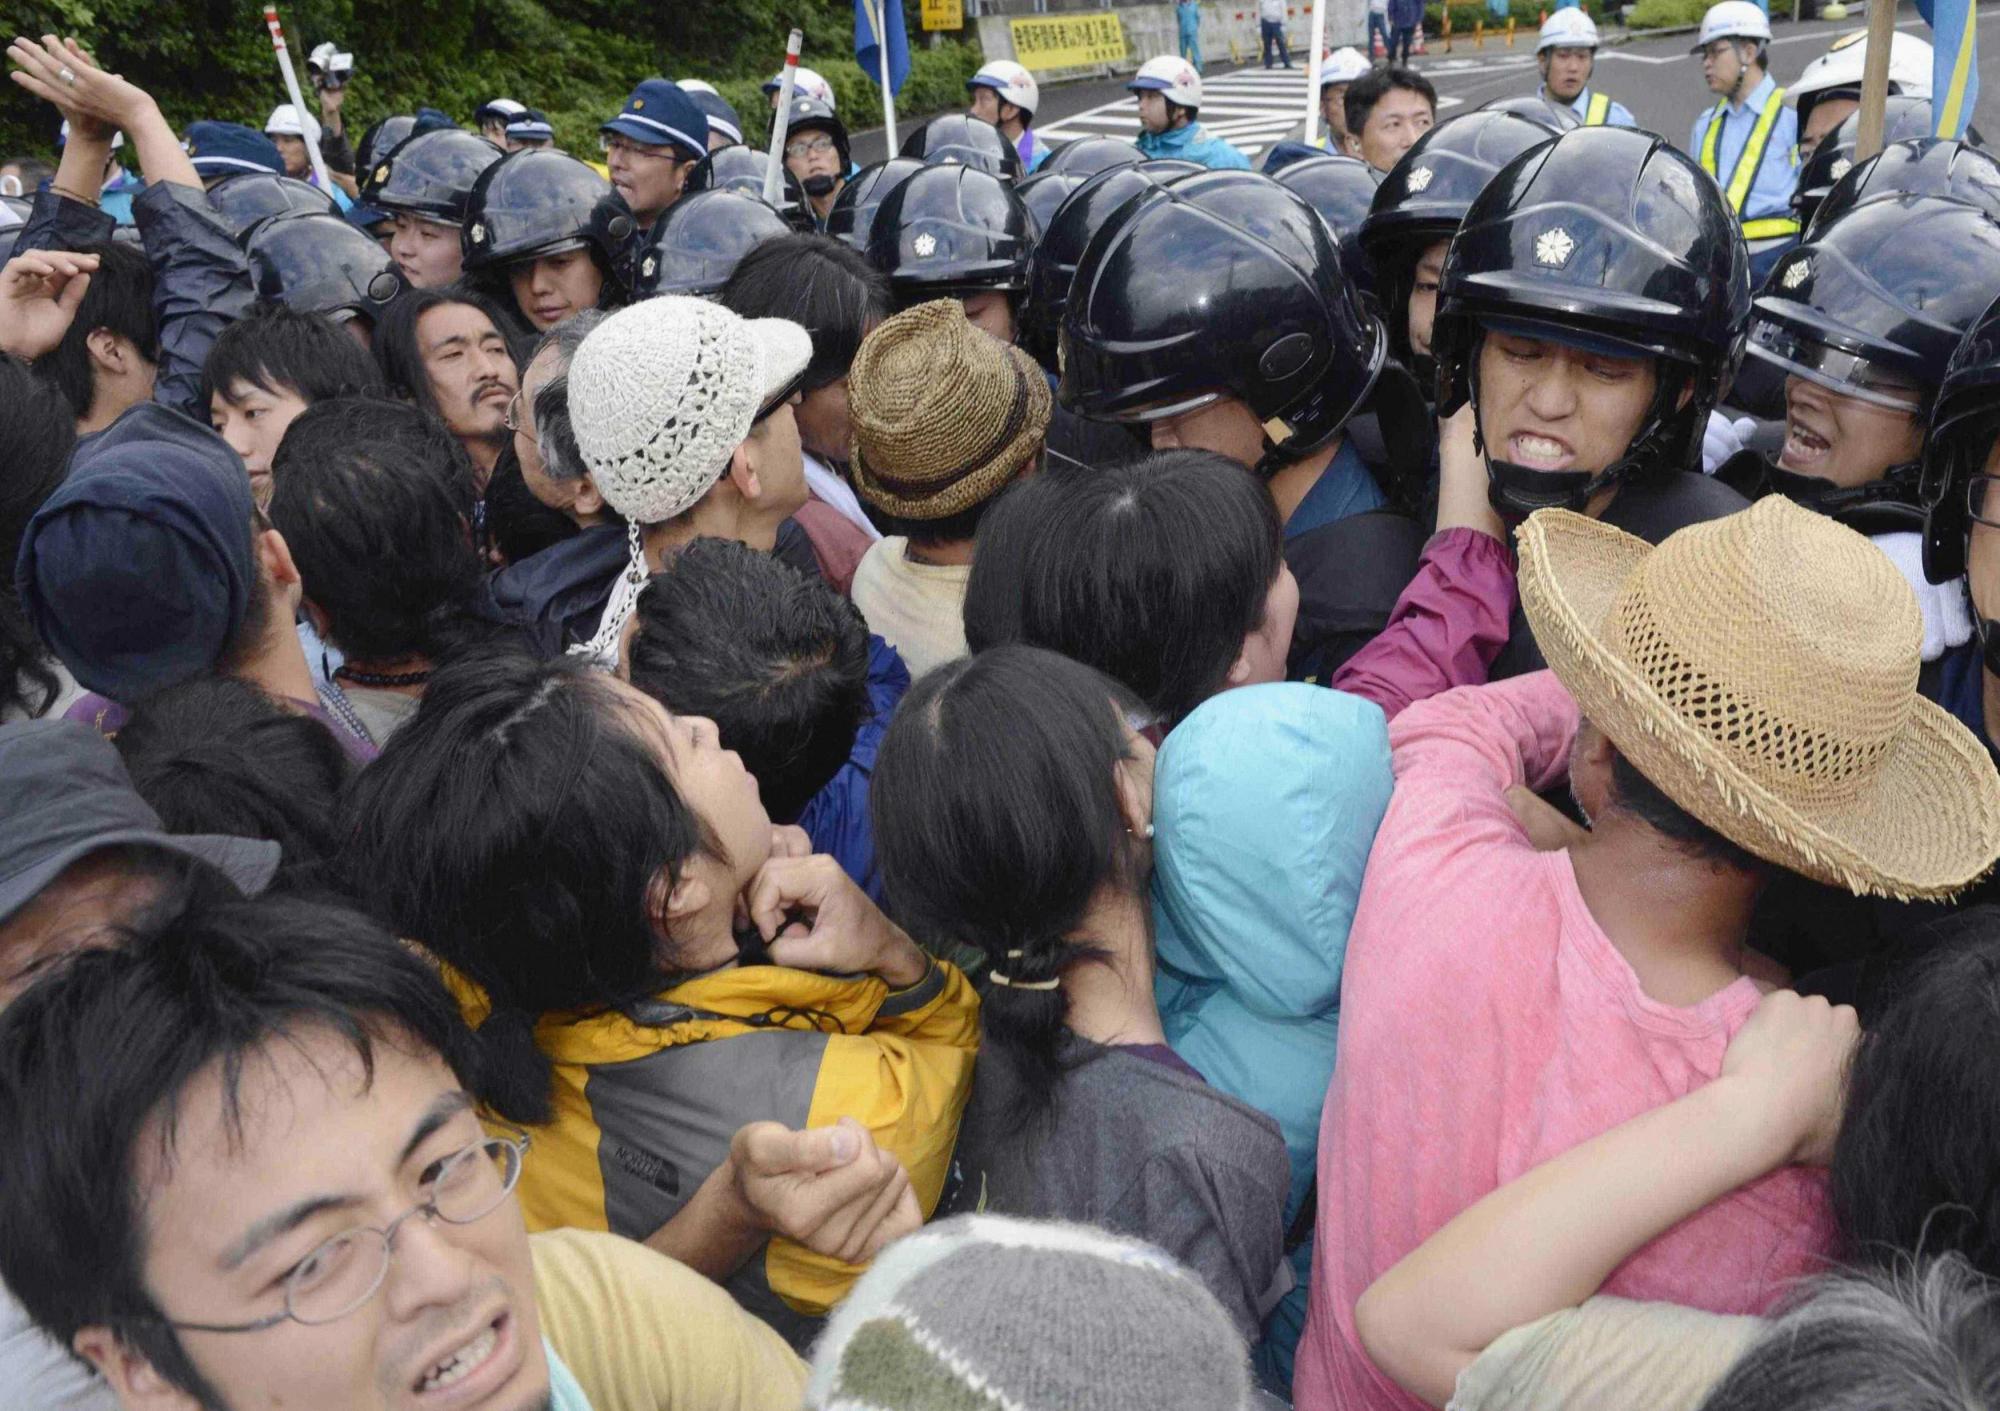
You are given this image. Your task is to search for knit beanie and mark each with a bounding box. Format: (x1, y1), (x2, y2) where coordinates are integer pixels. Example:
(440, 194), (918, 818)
(805, 1215), (1255, 1411)
(848, 299), (1052, 521)
(564, 295), (811, 665)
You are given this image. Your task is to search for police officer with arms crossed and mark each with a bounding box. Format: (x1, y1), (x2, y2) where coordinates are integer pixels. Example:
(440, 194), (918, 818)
(1690, 0), (1800, 286)
(1535, 10), (1634, 126)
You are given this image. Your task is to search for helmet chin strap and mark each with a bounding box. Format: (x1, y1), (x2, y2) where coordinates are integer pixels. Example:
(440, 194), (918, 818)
(1760, 458), (1929, 534)
(1468, 346), (1674, 515)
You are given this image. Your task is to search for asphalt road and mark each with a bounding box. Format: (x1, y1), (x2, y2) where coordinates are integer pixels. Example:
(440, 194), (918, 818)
(850, 3), (2000, 165)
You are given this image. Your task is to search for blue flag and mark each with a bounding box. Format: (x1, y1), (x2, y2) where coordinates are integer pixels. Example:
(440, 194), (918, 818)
(1930, 0), (1979, 140)
(855, 0), (912, 95)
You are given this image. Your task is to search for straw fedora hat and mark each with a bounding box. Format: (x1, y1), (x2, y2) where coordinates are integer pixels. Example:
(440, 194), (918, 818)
(1517, 496), (2000, 900)
(848, 298), (1052, 521)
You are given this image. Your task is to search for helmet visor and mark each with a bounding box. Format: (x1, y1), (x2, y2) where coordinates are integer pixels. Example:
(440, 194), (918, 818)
(1107, 389), (1225, 423)
(1745, 318), (1924, 412)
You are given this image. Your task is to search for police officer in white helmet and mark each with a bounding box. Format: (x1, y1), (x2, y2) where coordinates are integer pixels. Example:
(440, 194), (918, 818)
(1536, 10), (1635, 126)
(1129, 56), (1252, 169)
(967, 61), (1050, 173)
(1316, 47), (1373, 152)
(1689, 0), (1800, 285)
(1791, 28), (1936, 159)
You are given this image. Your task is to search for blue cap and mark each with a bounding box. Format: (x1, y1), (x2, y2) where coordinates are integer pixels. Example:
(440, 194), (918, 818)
(688, 90), (743, 146)
(601, 79), (707, 160)
(15, 404), (257, 703)
(504, 108), (556, 142)
(186, 121), (285, 180)
(413, 107), (461, 136)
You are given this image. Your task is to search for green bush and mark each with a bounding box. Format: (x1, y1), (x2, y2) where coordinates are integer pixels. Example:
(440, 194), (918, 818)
(1625, 0), (1709, 27)
(0, 1), (983, 164)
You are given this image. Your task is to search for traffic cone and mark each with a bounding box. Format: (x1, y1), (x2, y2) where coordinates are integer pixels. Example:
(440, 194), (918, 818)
(1413, 22), (1427, 53)
(1371, 27), (1387, 56)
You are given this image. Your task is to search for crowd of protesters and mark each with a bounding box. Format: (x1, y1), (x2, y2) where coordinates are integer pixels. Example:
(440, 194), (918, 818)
(5, 8), (2000, 1409)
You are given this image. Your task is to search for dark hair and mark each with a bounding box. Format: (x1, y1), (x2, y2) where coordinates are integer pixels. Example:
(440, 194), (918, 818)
(0, 886), (476, 1401)
(371, 287), (520, 421)
(627, 538), (872, 822)
(527, 309), (608, 485)
(216, 505), (277, 682)
(484, 440), (579, 563)
(872, 645), (1144, 1123)
(35, 241), (156, 422)
(1345, 66), (1438, 137)
(964, 450), (1280, 728)
(1696, 1257), (2000, 1411)
(0, 355), (74, 718)
(115, 677), (355, 887)
(868, 482), (1024, 548)
(338, 651), (709, 1125)
(1833, 911), (2000, 1280)
(268, 397), (483, 662)
(720, 234), (893, 391)
(1607, 748), (1768, 873)
(200, 303), (385, 412)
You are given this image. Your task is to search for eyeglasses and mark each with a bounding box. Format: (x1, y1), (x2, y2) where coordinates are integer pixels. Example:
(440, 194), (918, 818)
(599, 133), (679, 161)
(784, 134), (838, 159)
(159, 1134), (529, 1335)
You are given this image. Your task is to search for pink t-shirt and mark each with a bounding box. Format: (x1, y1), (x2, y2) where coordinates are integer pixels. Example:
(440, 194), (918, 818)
(1292, 671), (1832, 1411)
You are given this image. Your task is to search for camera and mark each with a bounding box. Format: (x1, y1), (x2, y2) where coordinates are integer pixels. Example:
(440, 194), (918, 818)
(308, 41), (354, 91)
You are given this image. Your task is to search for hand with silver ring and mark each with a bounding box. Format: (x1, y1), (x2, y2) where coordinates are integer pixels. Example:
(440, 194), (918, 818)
(58, 65), (74, 84)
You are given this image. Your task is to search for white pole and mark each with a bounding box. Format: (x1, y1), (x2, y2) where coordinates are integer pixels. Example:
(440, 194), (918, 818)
(765, 28), (804, 207)
(1304, 0), (1329, 145)
(263, 5), (332, 192)
(874, 0), (900, 152)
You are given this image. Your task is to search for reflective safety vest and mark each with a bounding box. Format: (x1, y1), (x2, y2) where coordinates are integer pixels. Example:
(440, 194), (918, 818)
(1700, 85), (1800, 243)
(1582, 90), (1612, 125)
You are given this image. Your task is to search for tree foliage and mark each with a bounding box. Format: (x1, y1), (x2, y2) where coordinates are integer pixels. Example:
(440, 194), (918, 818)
(0, 0), (981, 160)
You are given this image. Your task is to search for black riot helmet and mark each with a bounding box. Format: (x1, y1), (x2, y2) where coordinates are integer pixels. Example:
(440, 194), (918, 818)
(1808, 136), (2000, 238)
(205, 173), (339, 243)
(243, 212), (404, 327)
(866, 162), (1034, 305)
(1477, 93), (1583, 130)
(1361, 108), (1563, 370)
(827, 157), (925, 251)
(1038, 135), (1144, 180)
(632, 189), (793, 298)
(1792, 96), (1939, 229)
(1431, 126), (1750, 514)
(1271, 154), (1384, 299)
(1018, 158), (1203, 369)
(1921, 294), (2000, 584)
(686, 144), (813, 231)
(356, 114), (417, 175)
(1059, 169), (1386, 477)
(362, 128), (503, 227)
(462, 150), (635, 273)
(1015, 170), (1086, 238)
(783, 97), (851, 189)
(900, 113), (1023, 183)
(1747, 195), (2000, 535)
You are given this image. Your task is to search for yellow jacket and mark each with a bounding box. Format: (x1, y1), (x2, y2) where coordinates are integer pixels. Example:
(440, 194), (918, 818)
(442, 958), (978, 1347)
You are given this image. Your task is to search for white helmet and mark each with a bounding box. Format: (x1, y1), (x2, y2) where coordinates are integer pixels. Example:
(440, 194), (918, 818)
(676, 78), (720, 97)
(1692, 0), (1772, 52)
(1792, 29), (1934, 125)
(1128, 55), (1204, 110)
(1320, 45), (1372, 85)
(968, 59), (1040, 117)
(763, 65), (836, 109)
(1537, 8), (1600, 52)
(264, 103), (322, 143)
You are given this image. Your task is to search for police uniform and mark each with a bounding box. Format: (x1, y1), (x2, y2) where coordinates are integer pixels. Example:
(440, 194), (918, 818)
(1542, 84), (1635, 126)
(1689, 72), (1800, 284)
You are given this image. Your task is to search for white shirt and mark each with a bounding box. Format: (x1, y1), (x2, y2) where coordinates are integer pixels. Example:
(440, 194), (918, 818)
(801, 450), (880, 541)
(849, 539), (970, 680)
(1259, 0), (1286, 20)
(0, 1282), (117, 1411)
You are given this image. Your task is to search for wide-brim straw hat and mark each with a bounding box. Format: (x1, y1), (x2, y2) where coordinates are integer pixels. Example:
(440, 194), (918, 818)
(1517, 496), (2000, 900)
(848, 298), (1052, 521)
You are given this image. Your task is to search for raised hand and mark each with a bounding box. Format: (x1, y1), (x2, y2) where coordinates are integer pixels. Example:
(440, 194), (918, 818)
(0, 249), (98, 360)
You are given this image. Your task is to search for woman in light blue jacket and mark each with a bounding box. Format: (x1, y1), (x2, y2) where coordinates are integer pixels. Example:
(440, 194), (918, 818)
(1152, 681), (1393, 1393)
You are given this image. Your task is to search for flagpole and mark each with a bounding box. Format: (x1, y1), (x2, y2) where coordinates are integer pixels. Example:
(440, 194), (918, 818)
(1304, 0), (1328, 145)
(262, 5), (332, 192)
(1852, 0), (1898, 162)
(874, 0), (900, 151)
(765, 28), (804, 206)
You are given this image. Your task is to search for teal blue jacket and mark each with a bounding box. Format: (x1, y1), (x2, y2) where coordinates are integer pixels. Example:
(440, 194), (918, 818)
(1137, 121), (1251, 170)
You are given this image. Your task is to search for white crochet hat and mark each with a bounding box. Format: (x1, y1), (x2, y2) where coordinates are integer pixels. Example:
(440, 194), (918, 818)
(564, 296), (811, 667)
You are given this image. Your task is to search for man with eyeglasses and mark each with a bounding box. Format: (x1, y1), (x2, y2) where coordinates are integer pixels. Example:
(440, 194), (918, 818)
(0, 884), (819, 1410)
(598, 79), (708, 235)
(780, 96), (851, 228)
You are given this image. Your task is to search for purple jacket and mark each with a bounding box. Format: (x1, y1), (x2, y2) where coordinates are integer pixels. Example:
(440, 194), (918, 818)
(1332, 528), (1516, 720)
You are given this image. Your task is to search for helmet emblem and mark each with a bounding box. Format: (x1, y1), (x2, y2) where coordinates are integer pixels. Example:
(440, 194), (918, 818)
(641, 254), (656, 278)
(633, 99), (645, 110)
(1407, 165), (1434, 193)
(1534, 227), (1576, 268)
(913, 232), (938, 257)
(470, 223), (486, 244)
(373, 163), (390, 185)
(1782, 258), (1811, 289)
(1829, 156), (1853, 180)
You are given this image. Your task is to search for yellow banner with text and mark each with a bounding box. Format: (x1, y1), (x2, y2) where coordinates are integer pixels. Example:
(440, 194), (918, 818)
(1008, 13), (1130, 70)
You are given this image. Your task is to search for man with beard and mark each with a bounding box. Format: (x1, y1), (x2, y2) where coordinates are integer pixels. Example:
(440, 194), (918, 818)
(372, 289), (520, 498)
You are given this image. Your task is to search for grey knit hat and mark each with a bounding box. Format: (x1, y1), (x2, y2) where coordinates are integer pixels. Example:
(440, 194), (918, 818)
(805, 1215), (1255, 1411)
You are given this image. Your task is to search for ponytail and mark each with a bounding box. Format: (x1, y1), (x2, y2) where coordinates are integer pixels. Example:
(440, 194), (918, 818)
(470, 1004), (555, 1127)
